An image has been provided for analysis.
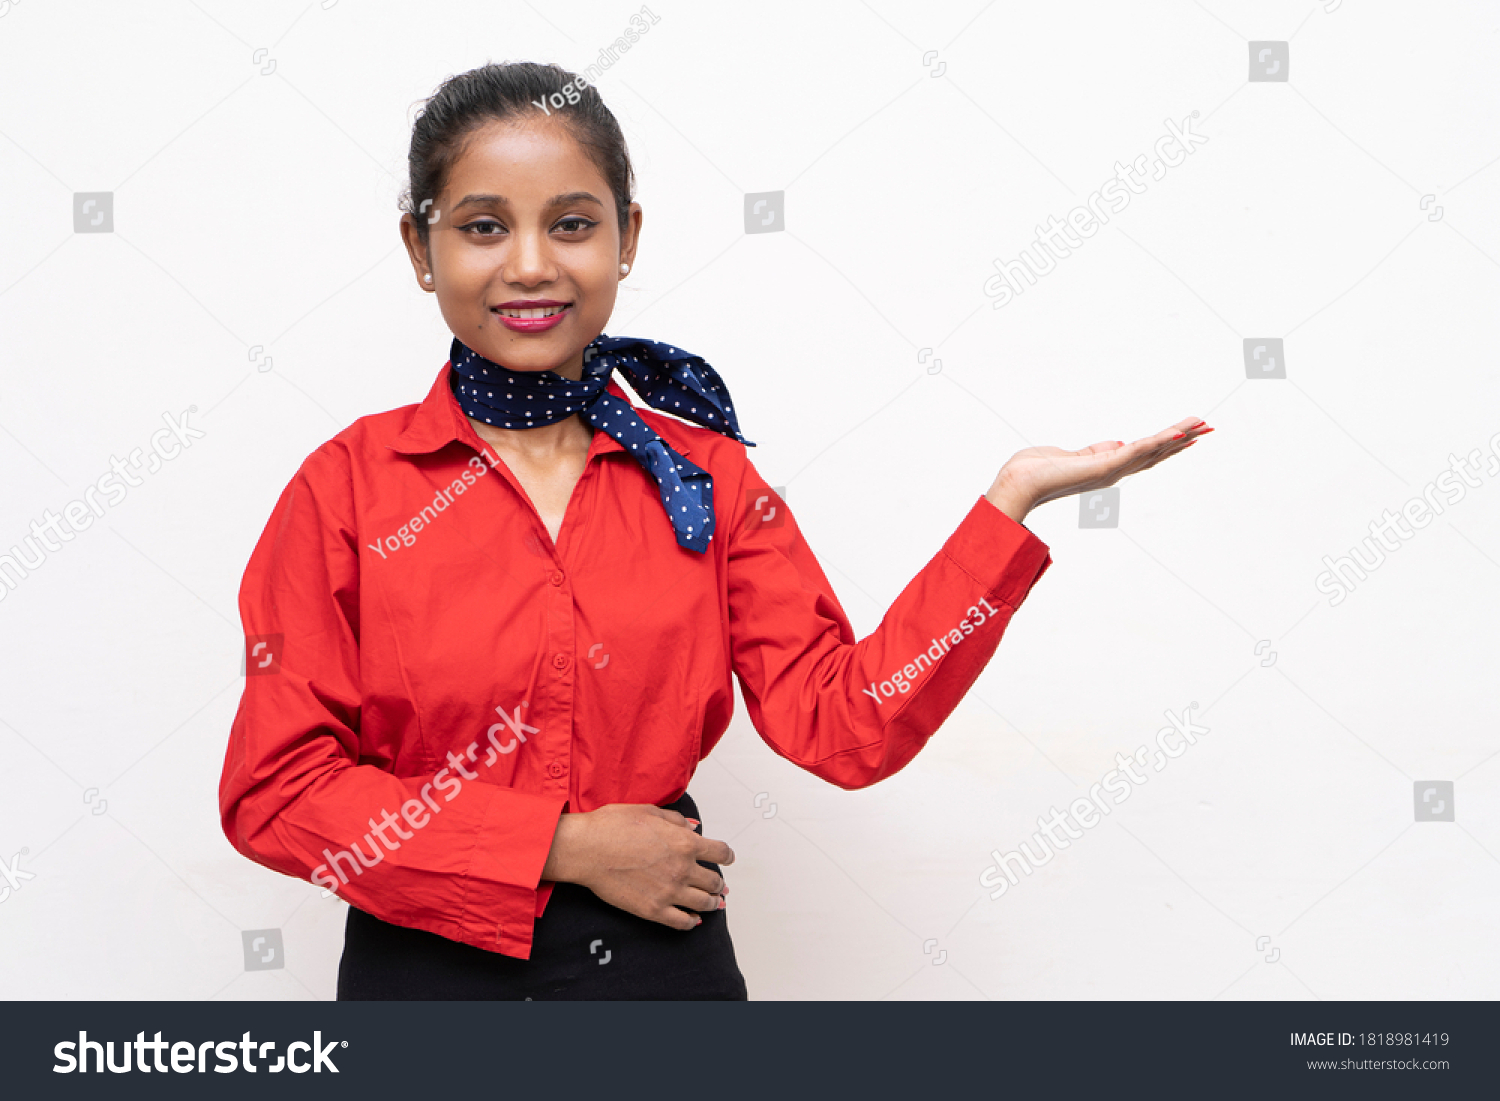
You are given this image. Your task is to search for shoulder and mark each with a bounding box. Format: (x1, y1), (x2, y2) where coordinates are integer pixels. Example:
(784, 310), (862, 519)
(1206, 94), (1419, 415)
(277, 401), (427, 516)
(301, 401), (422, 473)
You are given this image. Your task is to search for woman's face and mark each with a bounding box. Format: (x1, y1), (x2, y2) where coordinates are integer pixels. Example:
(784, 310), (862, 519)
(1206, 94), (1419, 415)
(401, 114), (641, 381)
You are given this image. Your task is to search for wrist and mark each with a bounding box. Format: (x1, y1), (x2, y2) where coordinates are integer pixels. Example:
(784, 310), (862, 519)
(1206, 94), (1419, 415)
(541, 810), (592, 885)
(985, 474), (1034, 525)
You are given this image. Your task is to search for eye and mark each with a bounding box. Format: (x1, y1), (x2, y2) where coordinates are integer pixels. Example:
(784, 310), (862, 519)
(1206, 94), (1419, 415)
(461, 220), (505, 237)
(556, 217), (598, 233)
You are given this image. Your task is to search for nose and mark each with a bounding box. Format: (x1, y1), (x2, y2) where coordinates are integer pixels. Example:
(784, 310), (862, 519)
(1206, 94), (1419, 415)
(503, 225), (557, 288)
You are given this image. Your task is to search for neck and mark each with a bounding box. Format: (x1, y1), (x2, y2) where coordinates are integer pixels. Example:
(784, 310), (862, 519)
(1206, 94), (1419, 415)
(469, 413), (593, 462)
(490, 347), (585, 382)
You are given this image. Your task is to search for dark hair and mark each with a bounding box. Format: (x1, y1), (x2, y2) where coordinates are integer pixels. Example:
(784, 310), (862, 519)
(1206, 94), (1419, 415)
(400, 61), (635, 248)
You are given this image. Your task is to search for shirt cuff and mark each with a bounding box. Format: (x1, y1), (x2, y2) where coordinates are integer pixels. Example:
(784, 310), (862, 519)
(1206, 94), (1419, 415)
(461, 790), (568, 958)
(942, 495), (1053, 610)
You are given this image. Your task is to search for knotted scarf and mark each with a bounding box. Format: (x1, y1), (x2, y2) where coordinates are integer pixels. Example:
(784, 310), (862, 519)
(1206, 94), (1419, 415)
(448, 334), (754, 553)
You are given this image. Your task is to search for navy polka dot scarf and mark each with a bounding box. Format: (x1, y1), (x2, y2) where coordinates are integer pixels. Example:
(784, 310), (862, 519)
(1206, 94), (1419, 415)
(448, 334), (754, 554)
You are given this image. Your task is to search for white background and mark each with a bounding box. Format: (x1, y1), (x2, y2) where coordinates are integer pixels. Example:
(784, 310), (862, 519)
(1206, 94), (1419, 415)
(1, 0), (1497, 1000)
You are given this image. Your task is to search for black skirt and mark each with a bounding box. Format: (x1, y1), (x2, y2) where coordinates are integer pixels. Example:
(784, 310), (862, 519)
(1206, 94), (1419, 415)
(336, 791), (748, 1000)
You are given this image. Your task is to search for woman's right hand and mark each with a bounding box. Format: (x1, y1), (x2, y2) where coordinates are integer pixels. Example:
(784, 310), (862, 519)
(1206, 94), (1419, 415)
(985, 416), (1211, 523)
(540, 804), (733, 930)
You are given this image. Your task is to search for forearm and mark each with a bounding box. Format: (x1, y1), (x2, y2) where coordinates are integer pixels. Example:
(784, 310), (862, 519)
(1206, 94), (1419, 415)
(732, 494), (1052, 789)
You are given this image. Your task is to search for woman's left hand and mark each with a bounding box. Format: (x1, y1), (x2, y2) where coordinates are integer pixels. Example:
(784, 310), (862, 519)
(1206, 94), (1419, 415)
(985, 416), (1212, 524)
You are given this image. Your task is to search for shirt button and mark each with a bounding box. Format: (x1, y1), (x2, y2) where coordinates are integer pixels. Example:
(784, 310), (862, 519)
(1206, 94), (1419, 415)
(550, 570), (565, 586)
(552, 652), (571, 670)
(547, 761), (566, 778)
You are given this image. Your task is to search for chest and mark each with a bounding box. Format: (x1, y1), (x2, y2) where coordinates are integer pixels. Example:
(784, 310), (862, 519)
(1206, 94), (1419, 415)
(472, 420), (594, 545)
(505, 451), (589, 544)
(352, 445), (734, 797)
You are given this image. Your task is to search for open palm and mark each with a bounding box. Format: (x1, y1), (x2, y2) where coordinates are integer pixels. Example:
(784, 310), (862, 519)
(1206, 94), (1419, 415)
(988, 417), (1212, 520)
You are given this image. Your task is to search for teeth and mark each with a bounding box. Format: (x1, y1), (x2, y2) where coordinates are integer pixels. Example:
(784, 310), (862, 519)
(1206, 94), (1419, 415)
(496, 306), (567, 319)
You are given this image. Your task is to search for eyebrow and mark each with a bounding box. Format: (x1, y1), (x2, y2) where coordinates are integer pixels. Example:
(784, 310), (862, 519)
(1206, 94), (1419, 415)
(451, 191), (604, 212)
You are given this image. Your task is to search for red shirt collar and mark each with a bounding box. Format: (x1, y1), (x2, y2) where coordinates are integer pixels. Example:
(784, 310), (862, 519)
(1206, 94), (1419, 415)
(387, 362), (691, 460)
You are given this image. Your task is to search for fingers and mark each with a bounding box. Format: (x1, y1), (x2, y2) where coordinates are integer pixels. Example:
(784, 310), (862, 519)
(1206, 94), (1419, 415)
(655, 858), (728, 928)
(1129, 418), (1203, 453)
(1114, 445), (1184, 481)
(1138, 437), (1199, 471)
(1041, 417), (1210, 478)
(646, 806), (710, 834)
(1120, 433), (1187, 472)
(654, 905), (702, 931)
(1125, 422), (1208, 475)
(695, 837), (735, 866)
(686, 865), (725, 896)
(675, 885), (724, 913)
(1155, 418), (1210, 448)
(1070, 435), (1161, 481)
(1158, 419), (1212, 454)
(1075, 439), (1152, 479)
(1116, 420), (1211, 474)
(653, 870), (727, 929)
(647, 806), (688, 827)
(677, 866), (728, 916)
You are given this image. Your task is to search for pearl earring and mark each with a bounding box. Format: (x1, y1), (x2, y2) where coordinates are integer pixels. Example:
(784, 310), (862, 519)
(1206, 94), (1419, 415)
(424, 273), (432, 283)
(619, 263), (629, 274)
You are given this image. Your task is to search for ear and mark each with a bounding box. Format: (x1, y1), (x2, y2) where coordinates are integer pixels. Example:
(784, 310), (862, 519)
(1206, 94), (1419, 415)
(619, 201), (643, 273)
(399, 213), (434, 290)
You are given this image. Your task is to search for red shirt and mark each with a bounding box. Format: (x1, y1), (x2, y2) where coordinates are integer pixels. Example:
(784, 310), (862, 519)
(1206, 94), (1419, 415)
(218, 360), (1053, 959)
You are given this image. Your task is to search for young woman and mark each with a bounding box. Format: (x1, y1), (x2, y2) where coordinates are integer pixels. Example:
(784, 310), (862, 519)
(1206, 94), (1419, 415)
(218, 61), (1210, 1001)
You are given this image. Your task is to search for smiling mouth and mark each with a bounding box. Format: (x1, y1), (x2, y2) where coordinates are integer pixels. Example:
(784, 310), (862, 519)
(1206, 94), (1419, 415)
(493, 305), (570, 319)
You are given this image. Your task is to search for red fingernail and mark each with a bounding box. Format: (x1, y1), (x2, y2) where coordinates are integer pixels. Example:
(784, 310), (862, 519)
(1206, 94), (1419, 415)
(1172, 432), (1185, 439)
(717, 897), (726, 910)
(1197, 427), (1215, 434)
(694, 915), (703, 926)
(685, 818), (700, 827)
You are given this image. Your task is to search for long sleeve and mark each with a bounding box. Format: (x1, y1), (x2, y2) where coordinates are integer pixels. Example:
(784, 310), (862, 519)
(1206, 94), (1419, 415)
(218, 443), (566, 958)
(726, 459), (1052, 789)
